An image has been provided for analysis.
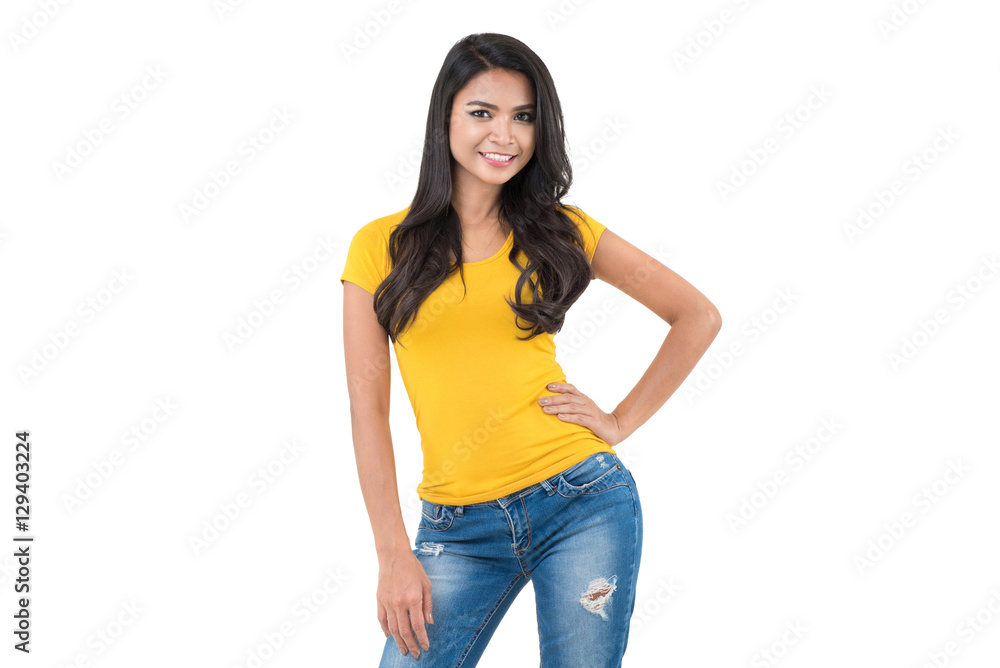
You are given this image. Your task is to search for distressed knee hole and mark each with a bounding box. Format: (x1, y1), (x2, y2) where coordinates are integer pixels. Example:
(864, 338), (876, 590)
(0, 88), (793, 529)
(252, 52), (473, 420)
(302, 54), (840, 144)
(579, 575), (618, 619)
(418, 542), (444, 556)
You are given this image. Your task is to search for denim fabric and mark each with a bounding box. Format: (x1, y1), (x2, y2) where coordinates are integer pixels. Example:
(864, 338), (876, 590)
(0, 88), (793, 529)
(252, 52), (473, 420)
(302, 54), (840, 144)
(379, 451), (643, 667)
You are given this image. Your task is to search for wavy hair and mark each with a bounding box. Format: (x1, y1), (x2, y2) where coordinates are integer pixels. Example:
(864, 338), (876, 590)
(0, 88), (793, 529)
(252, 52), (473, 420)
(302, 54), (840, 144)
(373, 32), (594, 347)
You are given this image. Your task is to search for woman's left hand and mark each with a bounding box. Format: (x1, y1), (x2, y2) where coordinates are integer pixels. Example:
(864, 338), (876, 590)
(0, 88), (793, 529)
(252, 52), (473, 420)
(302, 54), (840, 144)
(538, 382), (625, 446)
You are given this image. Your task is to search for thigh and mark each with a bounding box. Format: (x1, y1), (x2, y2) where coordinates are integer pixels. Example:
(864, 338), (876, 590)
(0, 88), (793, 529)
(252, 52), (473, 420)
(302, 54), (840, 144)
(527, 453), (643, 667)
(378, 500), (530, 667)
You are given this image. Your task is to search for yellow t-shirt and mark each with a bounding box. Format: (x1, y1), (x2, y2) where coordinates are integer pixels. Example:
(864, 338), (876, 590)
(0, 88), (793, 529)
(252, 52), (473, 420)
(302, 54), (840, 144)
(340, 204), (615, 505)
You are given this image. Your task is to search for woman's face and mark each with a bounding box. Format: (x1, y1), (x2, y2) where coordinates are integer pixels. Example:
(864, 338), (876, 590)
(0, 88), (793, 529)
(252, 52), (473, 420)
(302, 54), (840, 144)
(449, 68), (536, 189)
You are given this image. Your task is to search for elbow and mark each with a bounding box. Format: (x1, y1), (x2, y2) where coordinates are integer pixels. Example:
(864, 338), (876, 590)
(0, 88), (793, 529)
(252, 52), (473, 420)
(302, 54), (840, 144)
(669, 308), (722, 344)
(703, 305), (722, 332)
(692, 309), (722, 339)
(665, 304), (722, 331)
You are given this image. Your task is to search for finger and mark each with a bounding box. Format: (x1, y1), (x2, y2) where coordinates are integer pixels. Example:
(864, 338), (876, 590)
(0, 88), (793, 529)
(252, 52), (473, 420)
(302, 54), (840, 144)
(424, 584), (435, 627)
(541, 391), (581, 406)
(546, 396), (583, 413)
(378, 604), (390, 638)
(393, 607), (420, 656)
(386, 610), (407, 654)
(410, 604), (431, 652)
(558, 410), (589, 423)
(540, 398), (562, 412)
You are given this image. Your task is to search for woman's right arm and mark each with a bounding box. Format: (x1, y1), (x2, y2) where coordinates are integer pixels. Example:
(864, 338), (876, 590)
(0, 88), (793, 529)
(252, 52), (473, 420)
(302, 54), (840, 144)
(342, 280), (432, 659)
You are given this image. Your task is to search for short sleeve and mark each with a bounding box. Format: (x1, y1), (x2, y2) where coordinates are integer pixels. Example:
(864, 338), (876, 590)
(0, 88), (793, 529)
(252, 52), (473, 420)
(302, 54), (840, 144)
(340, 220), (390, 295)
(562, 205), (608, 263)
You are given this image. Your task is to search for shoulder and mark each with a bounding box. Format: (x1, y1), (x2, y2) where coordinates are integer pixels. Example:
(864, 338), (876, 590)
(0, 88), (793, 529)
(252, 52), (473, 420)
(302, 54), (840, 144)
(555, 203), (608, 262)
(556, 204), (605, 231)
(556, 203), (584, 221)
(556, 203), (607, 238)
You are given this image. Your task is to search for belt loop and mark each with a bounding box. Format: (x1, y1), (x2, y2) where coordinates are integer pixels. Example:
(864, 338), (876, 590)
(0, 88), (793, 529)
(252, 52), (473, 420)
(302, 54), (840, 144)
(455, 505), (464, 516)
(539, 478), (555, 495)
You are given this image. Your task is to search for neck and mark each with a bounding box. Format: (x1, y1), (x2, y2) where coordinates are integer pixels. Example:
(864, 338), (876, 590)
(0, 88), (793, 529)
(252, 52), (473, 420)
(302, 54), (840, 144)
(451, 170), (503, 232)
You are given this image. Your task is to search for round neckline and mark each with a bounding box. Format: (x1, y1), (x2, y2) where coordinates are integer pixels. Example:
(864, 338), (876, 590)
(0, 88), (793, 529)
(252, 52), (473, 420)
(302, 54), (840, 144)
(461, 229), (514, 266)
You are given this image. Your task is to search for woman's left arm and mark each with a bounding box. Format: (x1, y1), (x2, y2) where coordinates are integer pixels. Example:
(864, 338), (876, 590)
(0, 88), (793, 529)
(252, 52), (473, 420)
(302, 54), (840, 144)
(541, 229), (722, 445)
(594, 228), (722, 440)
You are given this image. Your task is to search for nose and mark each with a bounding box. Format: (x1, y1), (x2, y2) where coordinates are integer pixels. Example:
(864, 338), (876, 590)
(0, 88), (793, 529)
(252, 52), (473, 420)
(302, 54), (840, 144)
(489, 116), (514, 145)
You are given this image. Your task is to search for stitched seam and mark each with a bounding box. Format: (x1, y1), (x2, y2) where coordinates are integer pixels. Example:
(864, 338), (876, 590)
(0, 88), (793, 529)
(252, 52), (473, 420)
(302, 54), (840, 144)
(456, 573), (525, 667)
(418, 514), (454, 531)
(560, 464), (621, 491)
(555, 482), (628, 498)
(624, 467), (638, 519)
(503, 507), (532, 574)
(518, 497), (532, 553)
(624, 474), (641, 662)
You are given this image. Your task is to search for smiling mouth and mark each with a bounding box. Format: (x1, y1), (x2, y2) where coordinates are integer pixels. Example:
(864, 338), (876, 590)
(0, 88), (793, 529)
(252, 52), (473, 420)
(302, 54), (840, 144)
(480, 152), (515, 162)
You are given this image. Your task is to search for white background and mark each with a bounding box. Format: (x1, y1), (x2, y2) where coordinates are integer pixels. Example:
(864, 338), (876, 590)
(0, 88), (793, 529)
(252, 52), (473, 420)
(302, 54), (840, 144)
(2, 0), (999, 666)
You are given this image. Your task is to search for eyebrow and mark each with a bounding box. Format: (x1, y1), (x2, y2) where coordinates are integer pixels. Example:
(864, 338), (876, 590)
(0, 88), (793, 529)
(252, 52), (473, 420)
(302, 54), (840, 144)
(465, 100), (536, 111)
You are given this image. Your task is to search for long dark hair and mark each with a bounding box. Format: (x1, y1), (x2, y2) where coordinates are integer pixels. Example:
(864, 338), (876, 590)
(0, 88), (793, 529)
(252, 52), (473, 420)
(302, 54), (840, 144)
(374, 32), (594, 347)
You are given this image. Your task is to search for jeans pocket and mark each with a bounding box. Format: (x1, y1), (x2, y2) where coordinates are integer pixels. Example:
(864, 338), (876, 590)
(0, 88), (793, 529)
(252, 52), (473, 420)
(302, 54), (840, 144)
(555, 453), (627, 498)
(418, 500), (455, 531)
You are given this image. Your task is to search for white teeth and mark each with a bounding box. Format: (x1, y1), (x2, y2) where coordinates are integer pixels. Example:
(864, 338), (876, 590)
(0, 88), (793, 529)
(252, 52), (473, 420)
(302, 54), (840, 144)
(481, 152), (513, 161)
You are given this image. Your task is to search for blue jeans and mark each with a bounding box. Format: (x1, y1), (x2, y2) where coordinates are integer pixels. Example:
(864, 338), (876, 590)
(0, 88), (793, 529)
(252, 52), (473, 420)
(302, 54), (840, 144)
(379, 451), (643, 667)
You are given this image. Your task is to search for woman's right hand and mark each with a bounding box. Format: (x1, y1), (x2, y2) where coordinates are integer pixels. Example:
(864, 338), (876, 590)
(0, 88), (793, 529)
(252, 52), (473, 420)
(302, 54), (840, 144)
(377, 550), (434, 658)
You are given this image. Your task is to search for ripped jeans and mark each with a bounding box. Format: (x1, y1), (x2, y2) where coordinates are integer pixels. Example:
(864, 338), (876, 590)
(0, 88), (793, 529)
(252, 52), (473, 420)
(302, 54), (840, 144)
(379, 451), (643, 667)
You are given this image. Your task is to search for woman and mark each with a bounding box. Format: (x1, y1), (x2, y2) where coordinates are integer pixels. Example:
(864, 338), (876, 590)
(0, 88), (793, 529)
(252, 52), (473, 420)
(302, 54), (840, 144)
(341, 32), (721, 666)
